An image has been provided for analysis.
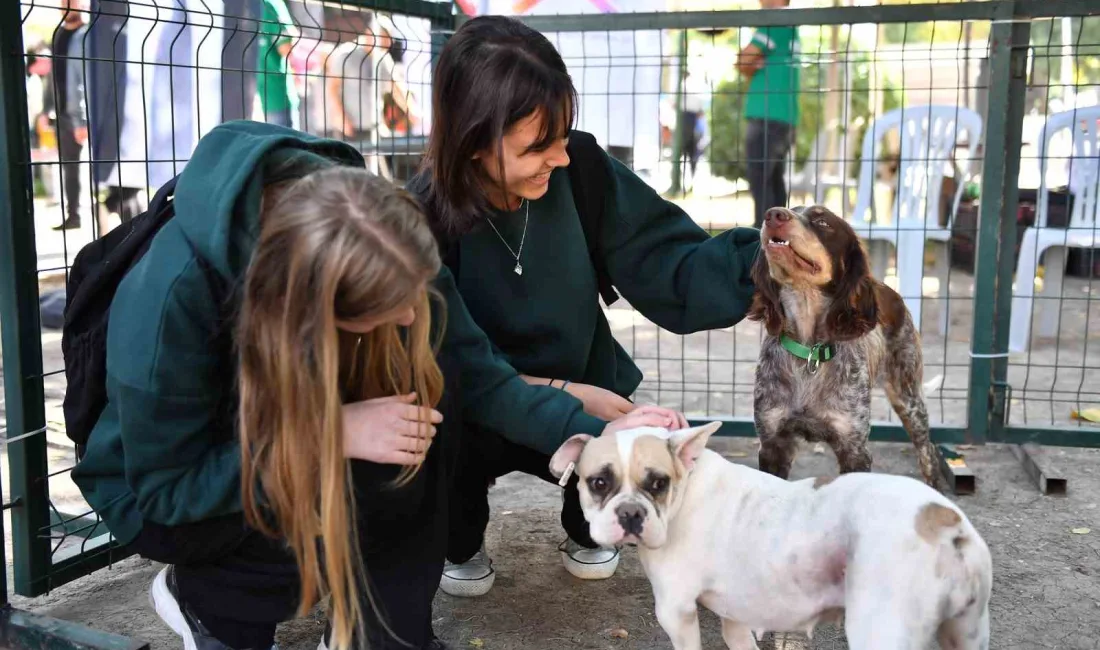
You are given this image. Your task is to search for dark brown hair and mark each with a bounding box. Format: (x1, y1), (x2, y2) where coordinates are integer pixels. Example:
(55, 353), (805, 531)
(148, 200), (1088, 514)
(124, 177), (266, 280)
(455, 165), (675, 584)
(420, 15), (577, 238)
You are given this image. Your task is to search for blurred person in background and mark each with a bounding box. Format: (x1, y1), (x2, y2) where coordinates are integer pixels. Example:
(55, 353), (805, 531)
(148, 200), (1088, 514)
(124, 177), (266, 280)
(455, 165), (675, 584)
(379, 30), (421, 139)
(49, 0), (89, 230)
(737, 0), (800, 229)
(26, 41), (60, 206)
(326, 12), (390, 142)
(327, 12), (410, 176)
(257, 0), (301, 129)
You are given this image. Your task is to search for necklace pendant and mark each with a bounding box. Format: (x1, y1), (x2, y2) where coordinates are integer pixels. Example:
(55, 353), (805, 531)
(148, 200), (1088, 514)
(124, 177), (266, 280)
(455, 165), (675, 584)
(514, 262), (523, 276)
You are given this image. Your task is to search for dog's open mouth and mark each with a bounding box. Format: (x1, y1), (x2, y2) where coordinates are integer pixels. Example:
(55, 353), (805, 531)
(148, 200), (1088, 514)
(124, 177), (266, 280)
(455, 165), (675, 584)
(766, 237), (820, 273)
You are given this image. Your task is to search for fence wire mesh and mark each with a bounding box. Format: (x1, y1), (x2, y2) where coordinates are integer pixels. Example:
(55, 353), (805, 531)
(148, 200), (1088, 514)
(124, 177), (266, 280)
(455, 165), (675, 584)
(515, 7), (1100, 436)
(1, 0), (1098, 598)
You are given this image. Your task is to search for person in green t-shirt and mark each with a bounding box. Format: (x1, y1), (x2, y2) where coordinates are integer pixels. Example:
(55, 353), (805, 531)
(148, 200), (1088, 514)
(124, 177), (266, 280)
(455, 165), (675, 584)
(257, 0), (300, 129)
(737, 0), (800, 229)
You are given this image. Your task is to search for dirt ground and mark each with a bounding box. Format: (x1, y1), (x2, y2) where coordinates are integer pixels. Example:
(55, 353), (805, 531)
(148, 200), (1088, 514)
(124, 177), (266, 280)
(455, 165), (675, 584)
(9, 438), (1099, 650)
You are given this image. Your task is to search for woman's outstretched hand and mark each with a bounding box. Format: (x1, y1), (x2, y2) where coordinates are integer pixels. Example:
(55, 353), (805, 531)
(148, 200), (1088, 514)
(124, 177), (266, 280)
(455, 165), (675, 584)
(601, 405), (690, 436)
(342, 393), (442, 465)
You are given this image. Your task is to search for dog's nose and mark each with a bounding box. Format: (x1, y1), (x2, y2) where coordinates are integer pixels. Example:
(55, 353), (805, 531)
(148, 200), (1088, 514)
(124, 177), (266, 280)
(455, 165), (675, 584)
(764, 207), (792, 226)
(616, 503), (646, 536)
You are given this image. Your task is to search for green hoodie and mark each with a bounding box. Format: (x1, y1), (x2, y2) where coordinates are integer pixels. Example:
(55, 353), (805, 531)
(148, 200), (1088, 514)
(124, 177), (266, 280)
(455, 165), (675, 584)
(71, 121), (606, 545)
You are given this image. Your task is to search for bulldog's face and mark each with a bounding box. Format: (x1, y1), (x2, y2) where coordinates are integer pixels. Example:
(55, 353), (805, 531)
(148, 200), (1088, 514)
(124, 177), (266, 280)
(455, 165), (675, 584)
(549, 422), (721, 549)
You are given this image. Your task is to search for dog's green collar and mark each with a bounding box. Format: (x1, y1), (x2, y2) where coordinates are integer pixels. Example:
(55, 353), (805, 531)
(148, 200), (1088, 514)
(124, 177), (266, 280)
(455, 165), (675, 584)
(779, 333), (835, 372)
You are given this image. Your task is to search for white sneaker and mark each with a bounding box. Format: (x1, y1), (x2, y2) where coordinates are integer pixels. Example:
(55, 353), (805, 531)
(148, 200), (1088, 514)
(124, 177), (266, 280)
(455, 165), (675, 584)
(150, 565), (278, 650)
(439, 547), (495, 597)
(559, 538), (620, 580)
(150, 565), (200, 650)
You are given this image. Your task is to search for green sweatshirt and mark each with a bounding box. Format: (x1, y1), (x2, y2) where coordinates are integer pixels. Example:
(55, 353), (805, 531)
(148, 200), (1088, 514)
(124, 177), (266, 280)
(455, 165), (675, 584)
(70, 120), (606, 545)
(409, 142), (761, 402)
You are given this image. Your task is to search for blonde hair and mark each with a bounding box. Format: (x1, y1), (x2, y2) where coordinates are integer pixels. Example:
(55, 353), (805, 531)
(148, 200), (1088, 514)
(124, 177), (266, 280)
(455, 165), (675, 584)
(238, 166), (444, 650)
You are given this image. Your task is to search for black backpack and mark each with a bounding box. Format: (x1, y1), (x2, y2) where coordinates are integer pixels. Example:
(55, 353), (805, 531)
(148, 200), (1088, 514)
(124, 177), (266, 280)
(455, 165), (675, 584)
(436, 129), (621, 307)
(60, 176), (182, 447)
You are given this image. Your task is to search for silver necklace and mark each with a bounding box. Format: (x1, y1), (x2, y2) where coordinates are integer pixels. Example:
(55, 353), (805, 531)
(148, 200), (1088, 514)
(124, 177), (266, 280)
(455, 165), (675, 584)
(485, 198), (529, 276)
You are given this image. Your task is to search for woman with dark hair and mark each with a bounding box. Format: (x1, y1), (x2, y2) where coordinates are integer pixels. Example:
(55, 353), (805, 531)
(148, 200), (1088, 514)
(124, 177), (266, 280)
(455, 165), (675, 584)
(408, 15), (761, 598)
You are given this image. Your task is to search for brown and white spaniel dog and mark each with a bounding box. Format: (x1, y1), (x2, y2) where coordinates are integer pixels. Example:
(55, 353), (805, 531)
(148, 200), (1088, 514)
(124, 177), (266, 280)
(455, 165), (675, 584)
(748, 205), (939, 488)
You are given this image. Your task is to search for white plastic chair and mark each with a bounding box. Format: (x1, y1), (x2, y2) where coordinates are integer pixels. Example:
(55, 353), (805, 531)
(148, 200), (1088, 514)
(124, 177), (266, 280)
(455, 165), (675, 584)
(1009, 106), (1100, 353)
(849, 105), (983, 333)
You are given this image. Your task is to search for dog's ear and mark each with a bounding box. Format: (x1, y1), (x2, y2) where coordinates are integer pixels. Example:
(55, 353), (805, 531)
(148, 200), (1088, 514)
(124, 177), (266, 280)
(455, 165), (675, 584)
(549, 434), (593, 478)
(824, 236), (878, 341)
(747, 250), (784, 336)
(669, 422), (721, 473)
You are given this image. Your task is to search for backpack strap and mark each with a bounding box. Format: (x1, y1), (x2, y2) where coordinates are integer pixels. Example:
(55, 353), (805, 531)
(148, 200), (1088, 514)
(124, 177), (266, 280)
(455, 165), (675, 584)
(565, 131), (620, 306)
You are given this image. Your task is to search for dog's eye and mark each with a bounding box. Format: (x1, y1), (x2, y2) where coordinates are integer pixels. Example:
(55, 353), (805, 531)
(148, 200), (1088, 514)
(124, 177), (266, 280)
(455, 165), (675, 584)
(814, 218), (830, 229)
(588, 477), (608, 492)
(649, 477), (668, 493)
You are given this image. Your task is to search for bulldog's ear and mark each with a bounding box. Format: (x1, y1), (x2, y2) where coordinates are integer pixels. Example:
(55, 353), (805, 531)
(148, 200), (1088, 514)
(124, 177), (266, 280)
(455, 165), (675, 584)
(669, 422), (722, 472)
(549, 434), (593, 479)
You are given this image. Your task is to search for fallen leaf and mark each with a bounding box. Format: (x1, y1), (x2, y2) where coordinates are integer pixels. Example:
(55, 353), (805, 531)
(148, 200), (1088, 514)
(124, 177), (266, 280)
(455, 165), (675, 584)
(1071, 408), (1100, 423)
(946, 458), (967, 468)
(1071, 527), (1091, 535)
(724, 451), (748, 458)
(610, 629), (629, 639)
(468, 639), (484, 648)
(957, 444), (976, 451)
(501, 511), (513, 515)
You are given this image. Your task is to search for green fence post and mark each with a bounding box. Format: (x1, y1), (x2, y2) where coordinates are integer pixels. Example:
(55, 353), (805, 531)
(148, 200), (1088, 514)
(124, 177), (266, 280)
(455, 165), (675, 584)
(0, 0), (54, 597)
(669, 29), (688, 197)
(966, 0), (1028, 445)
(989, 15), (1031, 439)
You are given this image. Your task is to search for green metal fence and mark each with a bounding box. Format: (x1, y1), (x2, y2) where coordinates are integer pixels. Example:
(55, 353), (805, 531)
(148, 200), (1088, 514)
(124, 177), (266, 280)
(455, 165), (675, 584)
(510, 0), (1099, 450)
(1, 0), (1098, 605)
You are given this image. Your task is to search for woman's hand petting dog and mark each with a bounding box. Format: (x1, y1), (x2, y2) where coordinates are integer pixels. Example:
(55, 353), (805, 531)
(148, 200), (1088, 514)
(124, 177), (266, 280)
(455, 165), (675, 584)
(602, 405), (689, 436)
(343, 393), (442, 465)
(517, 374), (687, 431)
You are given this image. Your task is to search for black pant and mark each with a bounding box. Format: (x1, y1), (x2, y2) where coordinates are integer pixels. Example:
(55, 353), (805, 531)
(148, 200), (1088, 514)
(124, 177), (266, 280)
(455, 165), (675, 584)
(745, 118), (795, 229)
(128, 359), (461, 650)
(447, 426), (595, 565)
(57, 119), (83, 223)
(680, 110), (703, 175)
(103, 186), (146, 224)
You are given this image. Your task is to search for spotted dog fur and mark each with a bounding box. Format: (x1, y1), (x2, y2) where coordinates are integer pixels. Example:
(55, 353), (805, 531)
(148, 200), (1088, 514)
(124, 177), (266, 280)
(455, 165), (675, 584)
(748, 205), (940, 488)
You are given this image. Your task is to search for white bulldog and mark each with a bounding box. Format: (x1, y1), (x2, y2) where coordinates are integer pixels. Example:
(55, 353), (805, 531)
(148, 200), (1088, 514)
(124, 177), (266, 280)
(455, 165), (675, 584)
(549, 422), (992, 650)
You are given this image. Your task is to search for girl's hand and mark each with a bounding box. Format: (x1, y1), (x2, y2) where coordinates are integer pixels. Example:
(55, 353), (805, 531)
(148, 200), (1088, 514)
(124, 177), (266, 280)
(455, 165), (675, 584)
(601, 405), (690, 436)
(342, 393), (442, 465)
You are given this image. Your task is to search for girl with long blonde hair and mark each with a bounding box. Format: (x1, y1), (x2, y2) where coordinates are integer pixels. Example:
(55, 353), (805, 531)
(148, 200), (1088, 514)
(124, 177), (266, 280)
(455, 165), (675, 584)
(72, 120), (681, 650)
